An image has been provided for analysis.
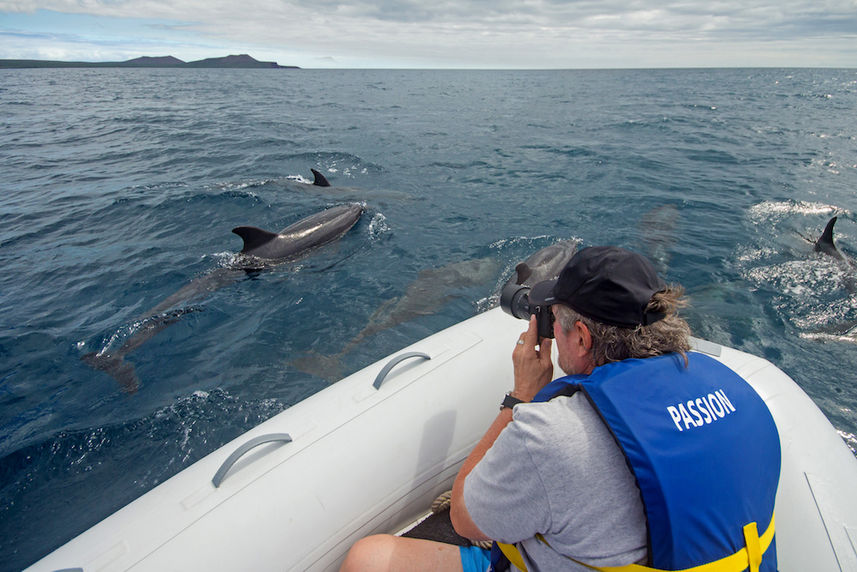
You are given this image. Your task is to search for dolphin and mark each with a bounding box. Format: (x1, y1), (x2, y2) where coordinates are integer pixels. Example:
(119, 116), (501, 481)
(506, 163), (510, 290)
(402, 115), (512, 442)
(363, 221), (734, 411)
(83, 203), (364, 392)
(814, 216), (849, 262)
(232, 203), (363, 262)
(501, 239), (580, 290)
(639, 205), (679, 275)
(292, 257), (502, 380)
(294, 169), (414, 203)
(812, 216), (856, 285)
(293, 239), (579, 381)
(792, 216), (857, 342)
(343, 258), (501, 353)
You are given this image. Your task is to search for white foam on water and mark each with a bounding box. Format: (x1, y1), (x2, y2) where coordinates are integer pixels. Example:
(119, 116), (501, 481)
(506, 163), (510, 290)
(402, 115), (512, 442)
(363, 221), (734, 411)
(748, 200), (841, 224)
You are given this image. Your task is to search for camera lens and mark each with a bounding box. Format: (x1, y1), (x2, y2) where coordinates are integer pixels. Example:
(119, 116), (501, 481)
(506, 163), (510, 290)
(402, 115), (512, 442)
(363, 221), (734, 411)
(500, 283), (532, 320)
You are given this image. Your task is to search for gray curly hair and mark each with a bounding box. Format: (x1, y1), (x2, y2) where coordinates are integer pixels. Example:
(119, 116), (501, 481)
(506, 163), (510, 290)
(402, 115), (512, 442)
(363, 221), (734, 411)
(554, 285), (692, 367)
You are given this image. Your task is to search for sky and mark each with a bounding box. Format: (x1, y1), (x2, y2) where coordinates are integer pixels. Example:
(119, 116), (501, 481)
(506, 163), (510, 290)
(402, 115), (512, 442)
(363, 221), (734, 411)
(1, 1), (856, 69)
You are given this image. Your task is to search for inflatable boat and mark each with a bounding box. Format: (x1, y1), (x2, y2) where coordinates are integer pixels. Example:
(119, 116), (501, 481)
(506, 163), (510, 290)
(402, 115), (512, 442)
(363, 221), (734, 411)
(29, 307), (857, 571)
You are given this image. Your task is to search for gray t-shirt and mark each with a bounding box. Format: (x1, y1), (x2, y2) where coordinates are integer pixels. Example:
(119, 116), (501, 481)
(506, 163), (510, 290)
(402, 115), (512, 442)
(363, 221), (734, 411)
(463, 392), (648, 571)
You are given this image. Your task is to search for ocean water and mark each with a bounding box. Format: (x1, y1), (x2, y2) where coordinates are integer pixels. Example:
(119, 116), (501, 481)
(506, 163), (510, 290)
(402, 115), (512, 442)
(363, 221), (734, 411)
(2, 67), (857, 570)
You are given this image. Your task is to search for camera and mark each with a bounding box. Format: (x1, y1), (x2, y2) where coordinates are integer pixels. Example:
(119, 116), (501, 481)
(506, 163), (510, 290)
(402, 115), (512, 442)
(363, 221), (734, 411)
(500, 281), (555, 339)
(499, 241), (579, 340)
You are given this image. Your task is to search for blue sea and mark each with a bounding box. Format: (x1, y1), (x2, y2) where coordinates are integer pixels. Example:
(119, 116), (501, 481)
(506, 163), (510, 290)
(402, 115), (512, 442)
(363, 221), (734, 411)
(2, 68), (857, 570)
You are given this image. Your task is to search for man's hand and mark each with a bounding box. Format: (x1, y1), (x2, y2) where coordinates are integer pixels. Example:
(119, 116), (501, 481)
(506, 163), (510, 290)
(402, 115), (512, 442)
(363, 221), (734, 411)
(511, 315), (554, 402)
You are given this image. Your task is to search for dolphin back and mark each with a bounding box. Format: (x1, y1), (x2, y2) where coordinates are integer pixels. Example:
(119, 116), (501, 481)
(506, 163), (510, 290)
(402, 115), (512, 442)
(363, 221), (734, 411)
(504, 239), (579, 290)
(233, 203), (363, 260)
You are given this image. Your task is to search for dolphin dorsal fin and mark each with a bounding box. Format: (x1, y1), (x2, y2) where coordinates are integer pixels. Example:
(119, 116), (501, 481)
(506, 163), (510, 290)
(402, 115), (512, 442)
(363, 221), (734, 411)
(815, 216), (839, 255)
(311, 168), (331, 187)
(232, 226), (279, 253)
(515, 263), (532, 285)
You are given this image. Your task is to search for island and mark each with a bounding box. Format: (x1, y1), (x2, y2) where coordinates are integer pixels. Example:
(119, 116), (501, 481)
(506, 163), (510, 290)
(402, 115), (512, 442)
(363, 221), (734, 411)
(0, 54), (299, 69)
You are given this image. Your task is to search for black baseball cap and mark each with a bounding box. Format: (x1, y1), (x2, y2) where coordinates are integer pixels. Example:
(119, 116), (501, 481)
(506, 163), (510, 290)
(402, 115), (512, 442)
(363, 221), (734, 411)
(529, 246), (667, 328)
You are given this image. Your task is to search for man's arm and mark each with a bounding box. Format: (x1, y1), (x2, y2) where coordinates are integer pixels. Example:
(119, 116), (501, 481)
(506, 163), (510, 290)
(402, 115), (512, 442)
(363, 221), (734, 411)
(450, 315), (554, 540)
(450, 407), (516, 540)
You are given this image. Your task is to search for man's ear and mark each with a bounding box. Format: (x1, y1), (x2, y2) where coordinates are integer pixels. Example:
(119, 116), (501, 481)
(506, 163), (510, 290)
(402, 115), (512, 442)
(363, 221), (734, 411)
(574, 320), (592, 356)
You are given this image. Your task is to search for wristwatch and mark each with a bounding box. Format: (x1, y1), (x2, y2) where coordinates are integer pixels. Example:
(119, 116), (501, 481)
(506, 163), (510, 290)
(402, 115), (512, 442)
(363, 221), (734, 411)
(501, 392), (526, 410)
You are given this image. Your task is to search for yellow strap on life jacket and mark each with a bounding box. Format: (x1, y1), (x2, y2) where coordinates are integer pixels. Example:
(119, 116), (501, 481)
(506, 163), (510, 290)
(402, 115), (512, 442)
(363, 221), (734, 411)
(742, 522), (762, 572)
(497, 541), (530, 572)
(497, 512), (775, 572)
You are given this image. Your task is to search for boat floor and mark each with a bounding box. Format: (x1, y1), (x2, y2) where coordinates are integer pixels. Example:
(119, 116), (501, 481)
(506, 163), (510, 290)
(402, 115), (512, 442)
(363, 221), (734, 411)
(400, 509), (471, 547)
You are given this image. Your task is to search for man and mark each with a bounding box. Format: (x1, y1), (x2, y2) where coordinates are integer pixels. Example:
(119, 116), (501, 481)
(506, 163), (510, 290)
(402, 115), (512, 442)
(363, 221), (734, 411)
(341, 246), (779, 572)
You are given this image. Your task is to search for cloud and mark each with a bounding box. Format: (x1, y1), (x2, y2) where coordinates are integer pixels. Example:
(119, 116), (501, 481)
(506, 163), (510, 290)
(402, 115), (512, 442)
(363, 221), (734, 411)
(1, 0), (856, 67)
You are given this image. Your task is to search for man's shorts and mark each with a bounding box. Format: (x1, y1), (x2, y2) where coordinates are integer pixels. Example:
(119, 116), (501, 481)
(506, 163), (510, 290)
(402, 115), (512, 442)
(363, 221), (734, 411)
(459, 545), (492, 572)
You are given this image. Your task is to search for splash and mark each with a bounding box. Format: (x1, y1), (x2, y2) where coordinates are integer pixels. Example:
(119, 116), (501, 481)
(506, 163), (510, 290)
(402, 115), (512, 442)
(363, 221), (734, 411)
(838, 430), (857, 455)
(800, 331), (857, 345)
(285, 174), (312, 184)
(489, 235), (555, 250)
(368, 212), (391, 241)
(747, 200), (841, 225)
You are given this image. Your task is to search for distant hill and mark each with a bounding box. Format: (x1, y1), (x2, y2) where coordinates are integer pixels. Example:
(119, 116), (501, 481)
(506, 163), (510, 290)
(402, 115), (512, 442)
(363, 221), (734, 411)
(122, 56), (186, 67)
(0, 54), (299, 69)
(184, 54), (289, 68)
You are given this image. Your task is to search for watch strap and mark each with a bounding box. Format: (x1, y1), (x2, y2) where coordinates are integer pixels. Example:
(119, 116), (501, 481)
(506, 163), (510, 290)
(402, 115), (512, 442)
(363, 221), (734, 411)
(501, 393), (526, 410)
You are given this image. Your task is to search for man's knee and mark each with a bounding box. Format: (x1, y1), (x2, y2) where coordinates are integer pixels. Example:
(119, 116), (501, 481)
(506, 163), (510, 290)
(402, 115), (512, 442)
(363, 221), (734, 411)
(340, 534), (397, 571)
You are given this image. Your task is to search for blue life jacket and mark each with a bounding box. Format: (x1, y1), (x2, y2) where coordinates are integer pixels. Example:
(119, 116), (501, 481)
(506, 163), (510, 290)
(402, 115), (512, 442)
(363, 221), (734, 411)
(492, 352), (780, 572)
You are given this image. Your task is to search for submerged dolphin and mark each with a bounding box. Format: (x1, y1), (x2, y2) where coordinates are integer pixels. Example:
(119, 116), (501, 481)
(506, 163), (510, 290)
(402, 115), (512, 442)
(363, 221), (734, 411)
(297, 169), (413, 203)
(292, 257), (502, 380)
(343, 258), (501, 354)
(293, 239), (579, 381)
(639, 205), (679, 275)
(83, 203), (364, 392)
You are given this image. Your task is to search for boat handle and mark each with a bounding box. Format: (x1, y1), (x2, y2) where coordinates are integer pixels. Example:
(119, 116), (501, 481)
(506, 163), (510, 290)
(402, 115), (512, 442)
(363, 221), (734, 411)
(373, 352), (431, 389)
(212, 433), (292, 488)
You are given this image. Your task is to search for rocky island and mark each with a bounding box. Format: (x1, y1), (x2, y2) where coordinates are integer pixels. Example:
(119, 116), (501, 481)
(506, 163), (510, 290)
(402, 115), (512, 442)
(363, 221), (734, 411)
(0, 54), (299, 69)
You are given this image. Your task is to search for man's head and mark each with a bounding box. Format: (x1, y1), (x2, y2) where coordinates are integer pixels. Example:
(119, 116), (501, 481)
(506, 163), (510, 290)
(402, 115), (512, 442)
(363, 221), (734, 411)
(530, 246), (691, 373)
